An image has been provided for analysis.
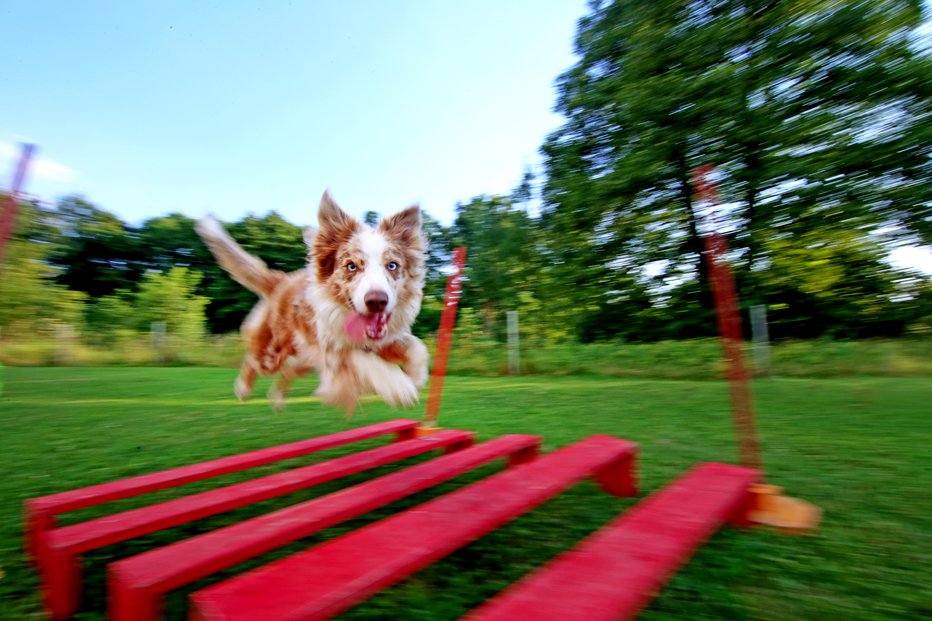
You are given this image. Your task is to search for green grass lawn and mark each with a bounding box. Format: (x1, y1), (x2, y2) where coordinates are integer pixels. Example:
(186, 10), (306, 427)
(1, 367), (930, 620)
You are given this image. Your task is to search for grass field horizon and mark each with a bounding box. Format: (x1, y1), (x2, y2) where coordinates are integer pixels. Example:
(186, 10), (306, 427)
(1, 367), (930, 619)
(2, 336), (930, 380)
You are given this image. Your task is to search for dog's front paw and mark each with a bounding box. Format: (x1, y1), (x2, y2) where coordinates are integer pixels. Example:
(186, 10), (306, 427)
(375, 371), (419, 408)
(408, 362), (428, 389)
(404, 337), (430, 388)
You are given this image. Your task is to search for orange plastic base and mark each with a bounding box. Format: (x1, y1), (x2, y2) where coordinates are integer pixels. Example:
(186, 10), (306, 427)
(414, 424), (443, 437)
(748, 483), (822, 535)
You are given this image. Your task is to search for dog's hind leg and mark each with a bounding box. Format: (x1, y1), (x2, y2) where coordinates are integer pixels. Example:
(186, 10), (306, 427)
(267, 359), (314, 412)
(235, 359), (259, 401)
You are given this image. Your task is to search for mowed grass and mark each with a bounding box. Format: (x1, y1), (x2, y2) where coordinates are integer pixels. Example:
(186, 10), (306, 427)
(1, 367), (930, 620)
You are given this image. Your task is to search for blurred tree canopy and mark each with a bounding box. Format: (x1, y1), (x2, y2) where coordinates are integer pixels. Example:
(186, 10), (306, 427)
(134, 267), (210, 342)
(1, 1), (929, 345)
(0, 199), (87, 334)
(541, 0), (930, 339)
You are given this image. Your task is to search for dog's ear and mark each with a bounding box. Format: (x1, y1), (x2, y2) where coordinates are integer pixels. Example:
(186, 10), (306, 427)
(314, 191), (359, 281)
(378, 205), (421, 245)
(317, 191), (357, 233)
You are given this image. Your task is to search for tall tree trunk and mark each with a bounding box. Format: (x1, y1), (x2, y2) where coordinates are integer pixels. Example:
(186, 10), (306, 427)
(675, 148), (712, 311)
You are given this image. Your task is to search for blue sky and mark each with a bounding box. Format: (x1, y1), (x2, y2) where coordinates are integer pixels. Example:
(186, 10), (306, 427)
(1, 1), (587, 227)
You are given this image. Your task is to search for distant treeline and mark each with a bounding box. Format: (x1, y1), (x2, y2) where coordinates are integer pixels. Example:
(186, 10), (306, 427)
(0, 190), (927, 346)
(2, 0), (930, 345)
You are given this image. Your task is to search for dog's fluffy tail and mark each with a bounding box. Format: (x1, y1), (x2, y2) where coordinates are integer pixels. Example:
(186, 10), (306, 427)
(195, 215), (283, 296)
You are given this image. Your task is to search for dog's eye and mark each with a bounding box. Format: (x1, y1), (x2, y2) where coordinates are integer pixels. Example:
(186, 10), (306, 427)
(387, 261), (399, 271)
(346, 261), (358, 272)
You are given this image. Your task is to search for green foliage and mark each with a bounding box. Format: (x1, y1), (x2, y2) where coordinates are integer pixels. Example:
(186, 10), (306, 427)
(363, 210), (380, 226)
(421, 211), (455, 302)
(205, 212), (308, 333)
(453, 195), (543, 338)
(541, 0), (931, 340)
(753, 229), (918, 337)
(0, 200), (87, 334)
(84, 291), (137, 345)
(138, 213), (211, 273)
(7, 331), (928, 380)
(441, 337), (931, 378)
(134, 267), (209, 342)
(49, 195), (145, 298)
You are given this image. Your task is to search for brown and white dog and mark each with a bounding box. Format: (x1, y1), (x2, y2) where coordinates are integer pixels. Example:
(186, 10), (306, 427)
(195, 191), (428, 414)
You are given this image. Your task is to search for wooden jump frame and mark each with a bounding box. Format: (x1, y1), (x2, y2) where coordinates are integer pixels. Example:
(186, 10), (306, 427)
(27, 419), (764, 620)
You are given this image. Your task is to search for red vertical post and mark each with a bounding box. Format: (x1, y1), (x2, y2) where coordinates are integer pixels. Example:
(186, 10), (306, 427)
(41, 547), (82, 620)
(0, 143), (36, 270)
(422, 247), (467, 430)
(692, 166), (763, 473)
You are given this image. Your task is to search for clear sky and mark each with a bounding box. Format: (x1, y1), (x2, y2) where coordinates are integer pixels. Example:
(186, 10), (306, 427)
(1, 1), (588, 227)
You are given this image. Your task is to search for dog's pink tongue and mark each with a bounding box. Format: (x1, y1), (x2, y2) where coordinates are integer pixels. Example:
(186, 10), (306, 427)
(343, 313), (368, 344)
(343, 312), (390, 343)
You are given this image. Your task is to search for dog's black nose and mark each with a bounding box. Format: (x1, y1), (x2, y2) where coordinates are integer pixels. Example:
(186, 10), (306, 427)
(365, 291), (389, 313)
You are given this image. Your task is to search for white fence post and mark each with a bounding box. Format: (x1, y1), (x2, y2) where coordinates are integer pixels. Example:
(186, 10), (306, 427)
(151, 321), (167, 363)
(750, 304), (770, 377)
(507, 310), (520, 375)
(55, 323), (74, 366)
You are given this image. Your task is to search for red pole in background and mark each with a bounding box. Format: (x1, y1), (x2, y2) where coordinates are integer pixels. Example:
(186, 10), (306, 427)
(692, 165), (763, 472)
(0, 143), (36, 271)
(421, 246), (467, 431)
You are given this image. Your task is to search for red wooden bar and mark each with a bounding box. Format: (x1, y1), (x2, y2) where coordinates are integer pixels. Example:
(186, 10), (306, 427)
(25, 419), (418, 559)
(189, 435), (638, 621)
(108, 434), (541, 621)
(463, 462), (760, 621)
(38, 428), (471, 620)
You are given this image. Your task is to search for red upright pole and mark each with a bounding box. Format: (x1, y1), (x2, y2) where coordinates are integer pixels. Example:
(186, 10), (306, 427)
(0, 143), (36, 271)
(692, 166), (763, 472)
(421, 247), (467, 431)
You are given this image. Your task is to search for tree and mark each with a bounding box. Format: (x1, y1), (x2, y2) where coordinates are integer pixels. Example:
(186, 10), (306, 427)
(138, 213), (212, 273)
(363, 210), (380, 227)
(200, 212), (307, 333)
(134, 267), (209, 342)
(0, 198), (86, 333)
(48, 195), (145, 298)
(542, 0), (930, 339)
(452, 195), (543, 338)
(85, 291), (136, 344)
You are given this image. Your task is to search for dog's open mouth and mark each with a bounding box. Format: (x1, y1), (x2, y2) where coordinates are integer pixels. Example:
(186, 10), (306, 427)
(344, 311), (391, 343)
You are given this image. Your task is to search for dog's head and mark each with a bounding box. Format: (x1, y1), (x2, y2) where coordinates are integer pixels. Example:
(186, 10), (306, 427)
(309, 191), (426, 343)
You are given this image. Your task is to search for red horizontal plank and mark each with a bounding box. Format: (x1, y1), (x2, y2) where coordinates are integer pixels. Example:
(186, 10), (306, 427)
(464, 462), (760, 621)
(190, 435), (638, 621)
(48, 429), (472, 554)
(38, 429), (470, 620)
(27, 419), (417, 517)
(24, 419), (418, 560)
(108, 434), (541, 621)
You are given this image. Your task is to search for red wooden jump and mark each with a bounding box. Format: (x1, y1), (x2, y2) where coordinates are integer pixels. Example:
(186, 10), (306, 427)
(24, 419), (418, 559)
(36, 424), (469, 620)
(189, 435), (638, 621)
(463, 462), (760, 621)
(108, 434), (541, 621)
(26, 424), (772, 620)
